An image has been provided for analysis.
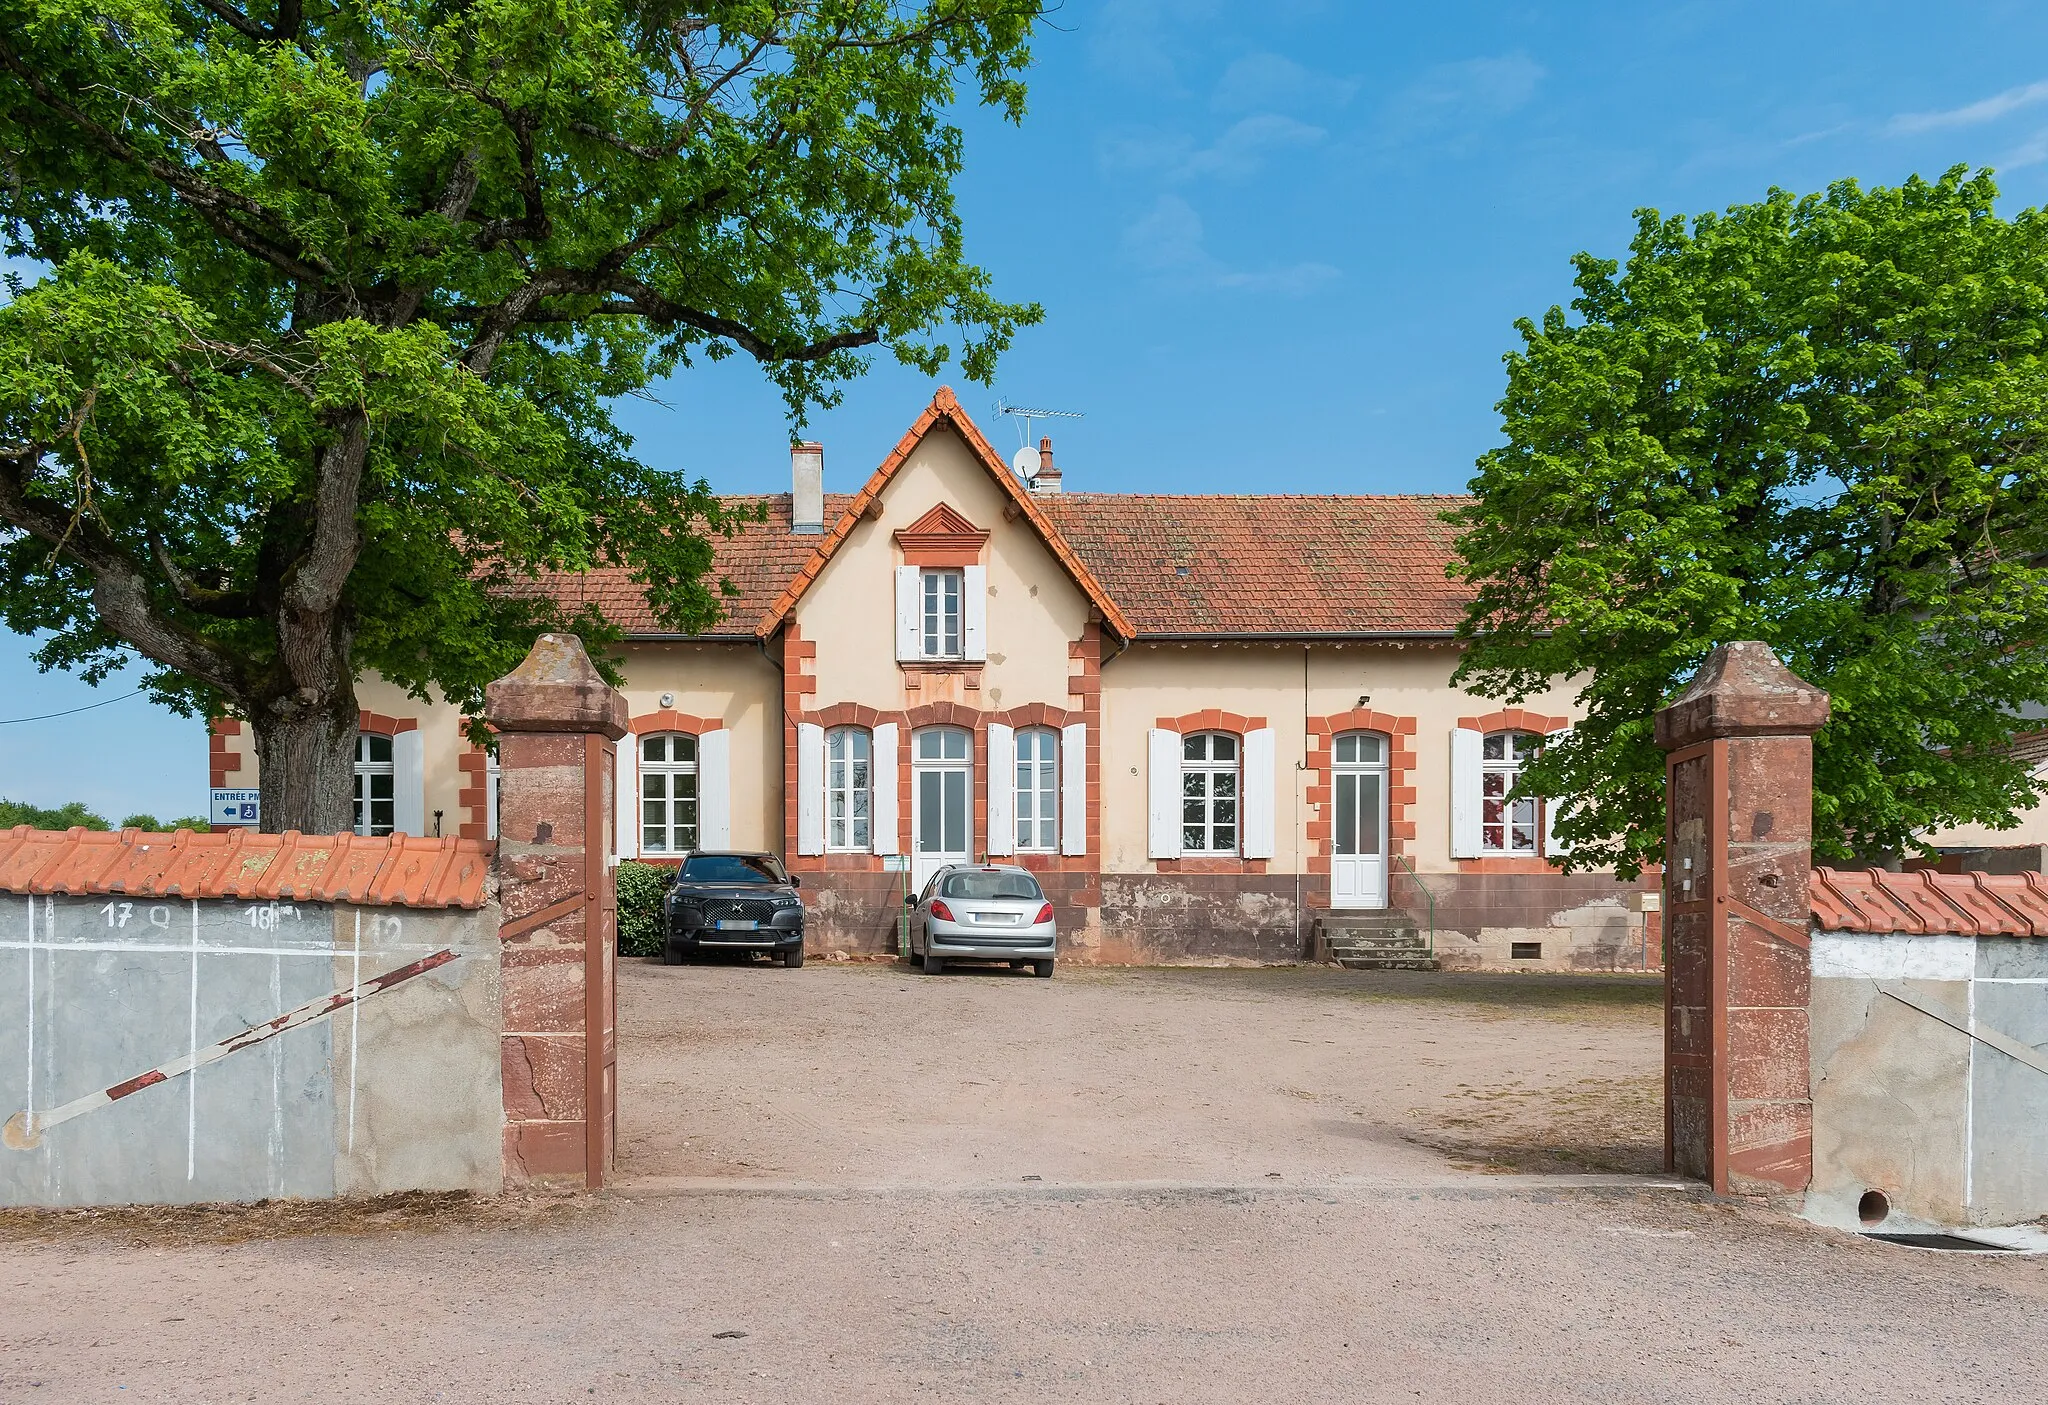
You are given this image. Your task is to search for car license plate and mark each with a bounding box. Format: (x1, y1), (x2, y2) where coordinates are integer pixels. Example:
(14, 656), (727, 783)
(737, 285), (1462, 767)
(978, 913), (1019, 924)
(715, 919), (759, 931)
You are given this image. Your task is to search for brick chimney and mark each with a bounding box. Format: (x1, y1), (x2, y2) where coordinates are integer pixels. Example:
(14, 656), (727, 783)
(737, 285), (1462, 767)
(791, 442), (824, 534)
(1030, 436), (1062, 495)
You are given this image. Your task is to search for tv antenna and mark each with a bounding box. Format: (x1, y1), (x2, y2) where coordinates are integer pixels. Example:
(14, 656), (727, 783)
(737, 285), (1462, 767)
(992, 398), (1084, 482)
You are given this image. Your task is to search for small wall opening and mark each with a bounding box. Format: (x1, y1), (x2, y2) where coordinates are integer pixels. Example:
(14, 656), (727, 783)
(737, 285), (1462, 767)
(1857, 1188), (1891, 1227)
(1509, 941), (1542, 961)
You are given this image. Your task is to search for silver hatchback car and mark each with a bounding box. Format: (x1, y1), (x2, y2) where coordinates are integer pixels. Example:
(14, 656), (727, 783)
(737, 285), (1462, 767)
(906, 864), (1057, 977)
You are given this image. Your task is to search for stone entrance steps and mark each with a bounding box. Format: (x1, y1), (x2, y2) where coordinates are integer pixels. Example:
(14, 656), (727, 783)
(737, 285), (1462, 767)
(1311, 913), (1439, 971)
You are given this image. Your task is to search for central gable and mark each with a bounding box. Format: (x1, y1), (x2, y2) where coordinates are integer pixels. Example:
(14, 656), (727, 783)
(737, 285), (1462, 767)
(756, 387), (1132, 640)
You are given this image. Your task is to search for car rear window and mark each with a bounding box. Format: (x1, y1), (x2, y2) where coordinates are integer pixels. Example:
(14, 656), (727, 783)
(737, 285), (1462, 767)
(680, 854), (787, 884)
(940, 870), (1044, 901)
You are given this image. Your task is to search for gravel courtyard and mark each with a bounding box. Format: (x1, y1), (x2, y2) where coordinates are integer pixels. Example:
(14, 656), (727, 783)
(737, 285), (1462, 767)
(4, 961), (2043, 1403)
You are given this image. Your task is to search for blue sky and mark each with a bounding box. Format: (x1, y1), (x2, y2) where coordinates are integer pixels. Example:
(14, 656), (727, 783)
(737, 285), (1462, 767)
(8, 0), (2048, 818)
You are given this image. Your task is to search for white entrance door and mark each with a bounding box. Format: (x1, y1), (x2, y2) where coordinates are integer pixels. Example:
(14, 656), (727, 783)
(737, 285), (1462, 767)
(1331, 732), (1388, 909)
(912, 726), (973, 892)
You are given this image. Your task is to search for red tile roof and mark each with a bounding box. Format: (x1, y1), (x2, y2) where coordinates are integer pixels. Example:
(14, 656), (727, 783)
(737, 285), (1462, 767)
(532, 494), (853, 637)
(0, 828), (492, 909)
(1811, 868), (2048, 937)
(1036, 494), (1473, 637)
(521, 397), (1478, 642)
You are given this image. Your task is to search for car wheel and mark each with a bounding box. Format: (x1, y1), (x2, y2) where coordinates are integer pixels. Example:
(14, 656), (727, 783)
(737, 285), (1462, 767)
(783, 948), (804, 969)
(662, 944), (682, 966)
(1033, 960), (1054, 979)
(923, 949), (945, 975)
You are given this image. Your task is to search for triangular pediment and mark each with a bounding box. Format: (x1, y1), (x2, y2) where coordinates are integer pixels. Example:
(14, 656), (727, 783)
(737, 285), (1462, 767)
(895, 502), (986, 543)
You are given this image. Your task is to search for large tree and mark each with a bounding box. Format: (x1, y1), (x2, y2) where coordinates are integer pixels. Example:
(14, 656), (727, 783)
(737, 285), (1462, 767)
(0, 0), (1042, 831)
(1453, 168), (2048, 875)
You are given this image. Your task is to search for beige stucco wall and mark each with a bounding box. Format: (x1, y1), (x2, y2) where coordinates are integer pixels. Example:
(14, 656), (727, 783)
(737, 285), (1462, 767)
(612, 642), (783, 852)
(1097, 642), (1586, 875)
(792, 424), (1089, 714)
(1918, 763), (2048, 850)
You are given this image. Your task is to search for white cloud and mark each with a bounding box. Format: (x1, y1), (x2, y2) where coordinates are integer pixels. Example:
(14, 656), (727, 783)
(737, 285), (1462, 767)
(1382, 52), (1545, 142)
(1121, 193), (1339, 296)
(1087, 0), (1222, 91)
(2003, 126), (2048, 169)
(1101, 113), (1327, 183)
(1889, 78), (2048, 135)
(1212, 51), (1358, 113)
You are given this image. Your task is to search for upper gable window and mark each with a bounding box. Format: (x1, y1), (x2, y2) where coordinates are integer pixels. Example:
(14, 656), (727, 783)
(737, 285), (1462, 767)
(920, 568), (963, 659)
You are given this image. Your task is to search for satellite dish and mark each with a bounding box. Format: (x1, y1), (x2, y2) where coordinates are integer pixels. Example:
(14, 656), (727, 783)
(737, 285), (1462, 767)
(1012, 444), (1040, 479)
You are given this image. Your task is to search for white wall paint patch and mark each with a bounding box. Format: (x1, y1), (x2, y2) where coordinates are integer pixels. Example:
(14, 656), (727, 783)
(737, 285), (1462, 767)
(1810, 930), (1975, 982)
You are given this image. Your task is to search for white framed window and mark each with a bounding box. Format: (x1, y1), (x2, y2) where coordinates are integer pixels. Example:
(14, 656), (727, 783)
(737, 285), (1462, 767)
(640, 733), (699, 854)
(1482, 730), (1541, 854)
(827, 726), (872, 851)
(1014, 727), (1059, 852)
(1180, 732), (1239, 854)
(921, 568), (963, 658)
(354, 734), (394, 837)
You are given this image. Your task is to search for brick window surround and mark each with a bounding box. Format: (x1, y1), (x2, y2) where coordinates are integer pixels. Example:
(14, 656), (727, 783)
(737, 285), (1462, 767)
(1304, 710), (1418, 899)
(1457, 707), (1571, 874)
(1153, 710), (1268, 874)
(357, 710), (419, 737)
(779, 621), (1104, 888)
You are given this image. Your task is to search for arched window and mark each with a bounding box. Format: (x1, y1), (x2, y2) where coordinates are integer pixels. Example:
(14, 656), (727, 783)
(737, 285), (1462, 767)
(826, 727), (872, 851)
(354, 734), (394, 837)
(1180, 732), (1239, 854)
(640, 733), (699, 854)
(1482, 730), (1540, 854)
(1014, 727), (1060, 852)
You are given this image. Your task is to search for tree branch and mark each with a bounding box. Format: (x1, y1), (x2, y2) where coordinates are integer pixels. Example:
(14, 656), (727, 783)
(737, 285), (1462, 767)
(0, 442), (247, 694)
(0, 35), (334, 282)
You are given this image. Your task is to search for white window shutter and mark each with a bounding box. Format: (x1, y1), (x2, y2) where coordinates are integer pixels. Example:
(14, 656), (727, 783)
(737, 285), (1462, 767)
(614, 733), (639, 861)
(1450, 726), (1483, 859)
(895, 566), (921, 661)
(797, 723), (826, 855)
(963, 564), (987, 662)
(1147, 728), (1183, 860)
(486, 753), (500, 841)
(870, 722), (900, 855)
(391, 729), (426, 837)
(985, 723), (1015, 856)
(698, 729), (732, 850)
(1243, 726), (1277, 859)
(1543, 725), (1573, 859)
(1060, 722), (1088, 856)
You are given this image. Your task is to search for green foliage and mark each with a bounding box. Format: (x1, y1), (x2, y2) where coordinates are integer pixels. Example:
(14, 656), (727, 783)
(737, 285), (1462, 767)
(616, 860), (671, 958)
(0, 797), (109, 829)
(0, 0), (1044, 819)
(1454, 168), (2048, 875)
(120, 812), (213, 831)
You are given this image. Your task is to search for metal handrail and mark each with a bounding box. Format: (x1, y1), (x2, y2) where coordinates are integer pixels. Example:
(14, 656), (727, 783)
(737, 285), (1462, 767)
(1392, 852), (1434, 959)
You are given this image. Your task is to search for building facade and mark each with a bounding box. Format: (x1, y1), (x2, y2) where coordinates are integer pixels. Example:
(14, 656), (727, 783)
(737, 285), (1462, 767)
(212, 389), (1658, 969)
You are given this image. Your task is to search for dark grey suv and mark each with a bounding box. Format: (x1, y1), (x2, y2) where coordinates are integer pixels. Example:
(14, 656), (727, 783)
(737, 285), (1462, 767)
(662, 851), (806, 967)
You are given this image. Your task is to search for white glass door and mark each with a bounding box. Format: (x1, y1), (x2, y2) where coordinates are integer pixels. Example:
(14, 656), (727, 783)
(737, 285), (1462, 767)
(1331, 733), (1388, 909)
(912, 727), (973, 891)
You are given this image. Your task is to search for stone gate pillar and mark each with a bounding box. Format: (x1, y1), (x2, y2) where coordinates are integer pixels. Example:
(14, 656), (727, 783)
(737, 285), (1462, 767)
(1654, 642), (1829, 1196)
(487, 634), (627, 1189)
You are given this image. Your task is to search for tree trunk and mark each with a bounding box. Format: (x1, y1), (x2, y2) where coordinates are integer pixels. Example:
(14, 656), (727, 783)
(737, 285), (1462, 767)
(251, 694), (360, 835)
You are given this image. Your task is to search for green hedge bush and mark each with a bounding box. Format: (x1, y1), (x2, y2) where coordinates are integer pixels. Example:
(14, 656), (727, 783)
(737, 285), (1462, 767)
(617, 861), (671, 957)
